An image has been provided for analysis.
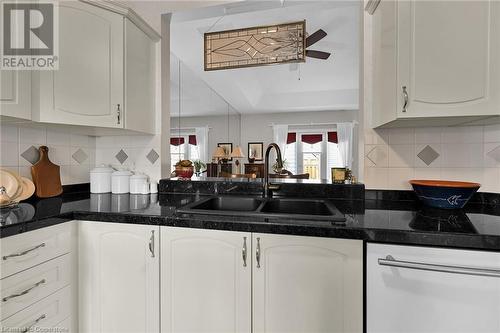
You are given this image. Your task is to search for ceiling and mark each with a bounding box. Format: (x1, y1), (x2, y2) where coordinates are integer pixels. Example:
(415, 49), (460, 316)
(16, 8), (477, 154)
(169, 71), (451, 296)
(170, 1), (360, 115)
(117, 1), (236, 34)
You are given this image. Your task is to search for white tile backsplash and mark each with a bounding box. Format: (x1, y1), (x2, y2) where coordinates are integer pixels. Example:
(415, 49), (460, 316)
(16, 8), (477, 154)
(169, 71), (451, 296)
(95, 134), (161, 181)
(0, 124), (96, 185)
(364, 124), (500, 193)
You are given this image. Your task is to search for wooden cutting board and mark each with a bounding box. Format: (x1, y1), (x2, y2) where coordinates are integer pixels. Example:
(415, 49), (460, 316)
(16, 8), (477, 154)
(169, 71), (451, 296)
(31, 146), (63, 198)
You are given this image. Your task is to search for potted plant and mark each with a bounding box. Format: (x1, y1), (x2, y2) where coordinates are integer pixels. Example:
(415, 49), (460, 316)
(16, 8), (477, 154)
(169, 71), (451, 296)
(193, 160), (206, 176)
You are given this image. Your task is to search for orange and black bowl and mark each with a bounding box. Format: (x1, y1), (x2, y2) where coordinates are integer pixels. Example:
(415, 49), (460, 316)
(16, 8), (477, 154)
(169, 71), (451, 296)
(409, 180), (480, 209)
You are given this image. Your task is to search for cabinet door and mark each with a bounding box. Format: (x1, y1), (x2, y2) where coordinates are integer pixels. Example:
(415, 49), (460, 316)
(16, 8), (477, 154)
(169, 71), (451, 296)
(367, 243), (500, 333)
(253, 234), (363, 333)
(36, 1), (123, 128)
(398, 0), (500, 118)
(161, 227), (251, 333)
(0, 70), (31, 120)
(78, 221), (159, 333)
(125, 19), (156, 134)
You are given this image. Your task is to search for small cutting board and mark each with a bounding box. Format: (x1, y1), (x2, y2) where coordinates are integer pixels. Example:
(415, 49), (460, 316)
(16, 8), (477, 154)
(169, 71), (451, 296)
(31, 146), (63, 198)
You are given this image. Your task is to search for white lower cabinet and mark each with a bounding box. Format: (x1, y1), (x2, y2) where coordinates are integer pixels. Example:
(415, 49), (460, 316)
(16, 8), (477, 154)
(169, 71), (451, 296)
(160, 227), (252, 333)
(252, 233), (363, 333)
(367, 243), (500, 333)
(78, 221), (159, 333)
(160, 227), (363, 333)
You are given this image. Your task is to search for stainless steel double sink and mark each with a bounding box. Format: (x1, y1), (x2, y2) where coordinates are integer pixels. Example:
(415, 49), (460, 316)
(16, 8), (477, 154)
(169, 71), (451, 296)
(178, 196), (346, 222)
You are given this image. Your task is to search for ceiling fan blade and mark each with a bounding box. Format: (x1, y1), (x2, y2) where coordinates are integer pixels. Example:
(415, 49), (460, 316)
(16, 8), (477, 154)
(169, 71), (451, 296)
(305, 29), (327, 48)
(306, 50), (331, 60)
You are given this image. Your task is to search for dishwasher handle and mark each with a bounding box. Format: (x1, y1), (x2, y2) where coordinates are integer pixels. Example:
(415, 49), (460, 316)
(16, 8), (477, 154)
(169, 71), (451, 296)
(379, 255), (500, 278)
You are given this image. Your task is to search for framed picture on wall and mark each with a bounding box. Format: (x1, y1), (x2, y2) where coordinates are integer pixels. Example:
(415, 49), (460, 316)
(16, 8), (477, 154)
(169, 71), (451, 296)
(217, 143), (233, 161)
(248, 142), (263, 161)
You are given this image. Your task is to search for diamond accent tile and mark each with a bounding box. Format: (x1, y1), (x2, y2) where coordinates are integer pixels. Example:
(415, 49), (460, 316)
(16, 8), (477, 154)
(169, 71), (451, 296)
(115, 149), (128, 164)
(417, 145), (439, 166)
(72, 148), (88, 164)
(21, 145), (40, 165)
(487, 145), (500, 163)
(146, 149), (159, 164)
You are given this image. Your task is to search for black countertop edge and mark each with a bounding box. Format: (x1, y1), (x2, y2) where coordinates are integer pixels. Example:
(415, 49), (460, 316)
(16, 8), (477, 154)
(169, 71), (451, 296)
(0, 215), (73, 238)
(2, 208), (500, 251)
(169, 215), (500, 251)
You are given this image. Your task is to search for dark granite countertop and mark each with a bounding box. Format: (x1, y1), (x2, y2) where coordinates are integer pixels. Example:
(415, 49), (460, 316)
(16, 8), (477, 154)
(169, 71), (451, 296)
(1, 190), (500, 251)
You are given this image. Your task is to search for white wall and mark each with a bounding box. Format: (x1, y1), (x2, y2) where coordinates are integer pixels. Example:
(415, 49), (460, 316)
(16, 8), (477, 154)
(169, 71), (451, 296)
(172, 110), (359, 173)
(240, 110), (358, 156)
(171, 113), (241, 159)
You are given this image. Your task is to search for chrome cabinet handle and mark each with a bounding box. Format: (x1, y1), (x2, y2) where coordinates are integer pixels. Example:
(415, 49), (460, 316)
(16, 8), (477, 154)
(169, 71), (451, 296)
(256, 237), (261, 268)
(379, 255), (500, 278)
(3, 279), (46, 302)
(402, 86), (408, 112)
(117, 104), (121, 124)
(242, 237), (247, 267)
(3, 243), (46, 261)
(22, 314), (46, 333)
(149, 230), (155, 258)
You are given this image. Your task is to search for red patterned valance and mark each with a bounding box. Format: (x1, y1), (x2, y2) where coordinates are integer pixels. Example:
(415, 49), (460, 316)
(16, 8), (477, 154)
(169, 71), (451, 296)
(287, 133), (296, 144)
(301, 134), (323, 145)
(328, 132), (338, 143)
(170, 137), (185, 146)
(188, 135), (197, 145)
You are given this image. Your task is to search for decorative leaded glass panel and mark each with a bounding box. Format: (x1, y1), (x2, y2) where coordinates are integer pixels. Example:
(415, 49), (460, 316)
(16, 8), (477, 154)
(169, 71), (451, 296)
(204, 21), (306, 71)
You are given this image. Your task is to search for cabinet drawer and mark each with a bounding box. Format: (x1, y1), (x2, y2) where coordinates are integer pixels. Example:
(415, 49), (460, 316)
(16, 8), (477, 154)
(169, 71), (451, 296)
(1, 286), (71, 332)
(1, 254), (72, 320)
(1, 223), (73, 279)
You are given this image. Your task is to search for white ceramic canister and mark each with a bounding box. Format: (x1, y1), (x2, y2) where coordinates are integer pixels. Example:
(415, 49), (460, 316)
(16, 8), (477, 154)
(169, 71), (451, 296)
(90, 165), (114, 193)
(130, 173), (149, 194)
(111, 170), (133, 194)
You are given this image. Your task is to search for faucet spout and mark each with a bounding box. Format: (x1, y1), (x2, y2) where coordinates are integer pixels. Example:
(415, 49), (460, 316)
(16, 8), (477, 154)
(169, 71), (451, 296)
(263, 143), (283, 198)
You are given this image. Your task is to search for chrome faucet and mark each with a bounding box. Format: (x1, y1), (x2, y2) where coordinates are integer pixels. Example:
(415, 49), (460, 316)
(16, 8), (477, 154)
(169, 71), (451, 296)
(263, 143), (283, 198)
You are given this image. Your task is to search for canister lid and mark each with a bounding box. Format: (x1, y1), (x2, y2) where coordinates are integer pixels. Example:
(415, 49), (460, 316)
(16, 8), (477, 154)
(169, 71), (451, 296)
(90, 165), (114, 174)
(112, 170), (133, 177)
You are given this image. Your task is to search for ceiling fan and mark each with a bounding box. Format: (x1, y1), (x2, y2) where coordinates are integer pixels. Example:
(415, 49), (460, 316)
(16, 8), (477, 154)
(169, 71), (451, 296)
(305, 29), (331, 60)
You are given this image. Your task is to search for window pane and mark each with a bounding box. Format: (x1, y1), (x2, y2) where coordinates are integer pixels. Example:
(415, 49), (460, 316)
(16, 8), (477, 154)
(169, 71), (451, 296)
(171, 144), (186, 172)
(303, 152), (321, 180)
(189, 145), (200, 161)
(327, 142), (344, 181)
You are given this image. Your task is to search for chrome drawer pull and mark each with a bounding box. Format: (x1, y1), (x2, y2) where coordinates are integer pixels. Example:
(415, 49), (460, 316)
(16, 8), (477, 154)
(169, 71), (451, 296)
(149, 230), (155, 258)
(256, 237), (261, 268)
(402, 86), (408, 112)
(22, 314), (46, 333)
(242, 237), (247, 267)
(379, 255), (500, 278)
(2, 243), (46, 261)
(2, 279), (46, 302)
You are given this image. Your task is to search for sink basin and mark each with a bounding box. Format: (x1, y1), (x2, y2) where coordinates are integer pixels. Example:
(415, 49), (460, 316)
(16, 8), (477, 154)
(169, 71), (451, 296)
(260, 199), (337, 216)
(184, 196), (263, 212)
(178, 196), (346, 222)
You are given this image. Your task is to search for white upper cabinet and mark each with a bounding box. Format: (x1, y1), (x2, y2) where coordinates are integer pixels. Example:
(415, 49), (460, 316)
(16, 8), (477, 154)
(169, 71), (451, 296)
(252, 233), (363, 333)
(28, 1), (158, 133)
(125, 19), (156, 134)
(160, 227), (251, 333)
(33, 1), (124, 128)
(372, 0), (500, 127)
(0, 70), (31, 121)
(78, 221), (159, 333)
